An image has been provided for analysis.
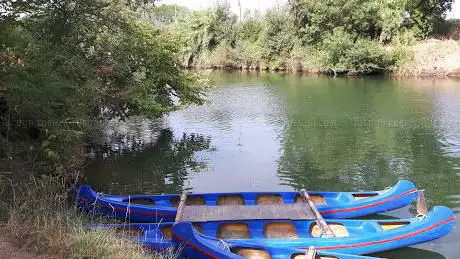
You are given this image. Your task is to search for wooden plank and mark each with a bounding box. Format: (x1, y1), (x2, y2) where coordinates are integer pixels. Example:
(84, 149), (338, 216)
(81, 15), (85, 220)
(299, 189), (336, 238)
(178, 204), (315, 222)
(306, 246), (316, 259)
(175, 192), (188, 222)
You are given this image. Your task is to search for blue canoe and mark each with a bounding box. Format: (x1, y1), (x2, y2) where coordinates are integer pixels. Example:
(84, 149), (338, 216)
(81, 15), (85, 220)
(94, 206), (455, 256)
(77, 180), (417, 222)
(173, 222), (382, 259)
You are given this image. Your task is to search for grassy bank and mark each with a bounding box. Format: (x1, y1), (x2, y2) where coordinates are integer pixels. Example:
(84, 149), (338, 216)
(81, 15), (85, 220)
(0, 176), (173, 258)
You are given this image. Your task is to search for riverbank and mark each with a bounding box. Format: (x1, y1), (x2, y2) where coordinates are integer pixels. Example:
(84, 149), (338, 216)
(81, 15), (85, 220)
(187, 39), (460, 78)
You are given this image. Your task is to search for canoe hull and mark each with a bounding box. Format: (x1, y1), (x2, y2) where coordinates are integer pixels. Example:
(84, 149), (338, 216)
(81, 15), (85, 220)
(173, 222), (381, 259)
(94, 206), (455, 256)
(76, 180), (417, 222)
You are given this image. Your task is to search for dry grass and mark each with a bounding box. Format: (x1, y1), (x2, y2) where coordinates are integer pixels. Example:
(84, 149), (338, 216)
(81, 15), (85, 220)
(0, 176), (177, 259)
(396, 39), (460, 77)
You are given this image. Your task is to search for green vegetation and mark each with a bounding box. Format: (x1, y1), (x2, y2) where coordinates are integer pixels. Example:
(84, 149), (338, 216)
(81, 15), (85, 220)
(158, 0), (453, 75)
(435, 19), (460, 39)
(0, 0), (204, 257)
(4, 176), (160, 258)
(0, 0), (456, 257)
(0, 0), (206, 177)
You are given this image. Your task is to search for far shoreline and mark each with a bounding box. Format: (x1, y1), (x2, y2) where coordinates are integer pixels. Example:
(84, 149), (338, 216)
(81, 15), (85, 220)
(185, 39), (460, 79)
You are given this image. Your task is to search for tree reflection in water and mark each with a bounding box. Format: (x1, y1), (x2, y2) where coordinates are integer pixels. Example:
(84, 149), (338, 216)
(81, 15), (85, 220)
(85, 129), (212, 195)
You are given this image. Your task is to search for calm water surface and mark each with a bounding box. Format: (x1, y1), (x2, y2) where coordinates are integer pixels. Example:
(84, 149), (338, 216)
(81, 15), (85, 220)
(86, 72), (460, 258)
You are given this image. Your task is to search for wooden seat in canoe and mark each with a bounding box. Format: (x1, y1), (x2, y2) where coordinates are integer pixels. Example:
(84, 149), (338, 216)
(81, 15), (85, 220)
(295, 194), (327, 205)
(231, 248), (271, 259)
(170, 195), (205, 207)
(264, 222), (299, 239)
(123, 198), (155, 205)
(217, 223), (251, 239)
(310, 223), (349, 238)
(217, 195), (245, 205)
(257, 194), (284, 205)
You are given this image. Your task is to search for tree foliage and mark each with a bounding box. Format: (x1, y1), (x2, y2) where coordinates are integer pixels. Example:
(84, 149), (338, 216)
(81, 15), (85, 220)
(319, 29), (396, 74)
(167, 3), (237, 67)
(163, 0), (452, 74)
(289, 0), (453, 40)
(0, 0), (204, 175)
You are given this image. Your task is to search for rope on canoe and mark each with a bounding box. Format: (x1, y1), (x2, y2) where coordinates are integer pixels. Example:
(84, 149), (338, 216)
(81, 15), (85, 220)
(217, 239), (230, 251)
(125, 195), (131, 221)
(90, 192), (101, 207)
(90, 192), (101, 215)
(108, 203), (115, 214)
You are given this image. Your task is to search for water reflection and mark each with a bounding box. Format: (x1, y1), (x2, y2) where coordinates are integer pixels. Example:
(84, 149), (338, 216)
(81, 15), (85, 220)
(274, 77), (460, 206)
(85, 128), (212, 194)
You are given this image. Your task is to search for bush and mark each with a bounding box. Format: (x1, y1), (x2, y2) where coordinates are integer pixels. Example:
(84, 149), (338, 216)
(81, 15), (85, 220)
(433, 19), (460, 40)
(319, 29), (396, 74)
(287, 44), (322, 72)
(202, 42), (240, 69)
(236, 41), (263, 70)
(1, 2), (203, 257)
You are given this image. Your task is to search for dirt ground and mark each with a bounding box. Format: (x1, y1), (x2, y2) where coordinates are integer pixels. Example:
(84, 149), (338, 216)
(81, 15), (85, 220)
(0, 236), (35, 259)
(0, 226), (45, 259)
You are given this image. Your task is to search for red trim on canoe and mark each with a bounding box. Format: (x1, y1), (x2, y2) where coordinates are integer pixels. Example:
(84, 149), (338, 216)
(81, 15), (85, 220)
(77, 198), (176, 217)
(321, 189), (418, 215)
(314, 217), (456, 250)
(173, 233), (219, 259)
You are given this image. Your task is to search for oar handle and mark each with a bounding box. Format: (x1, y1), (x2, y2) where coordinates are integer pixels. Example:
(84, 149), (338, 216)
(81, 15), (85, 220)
(175, 192), (188, 222)
(300, 189), (335, 238)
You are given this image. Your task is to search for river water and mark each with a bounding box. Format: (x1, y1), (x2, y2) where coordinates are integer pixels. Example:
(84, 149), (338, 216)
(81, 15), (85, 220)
(86, 72), (459, 258)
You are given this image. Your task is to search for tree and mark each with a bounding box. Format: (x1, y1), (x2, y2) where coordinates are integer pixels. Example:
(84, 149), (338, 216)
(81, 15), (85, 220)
(143, 4), (189, 25)
(406, 0), (454, 37)
(258, 9), (297, 63)
(168, 3), (237, 67)
(288, 0), (391, 43)
(288, 0), (454, 41)
(125, 0), (160, 11)
(0, 0), (204, 175)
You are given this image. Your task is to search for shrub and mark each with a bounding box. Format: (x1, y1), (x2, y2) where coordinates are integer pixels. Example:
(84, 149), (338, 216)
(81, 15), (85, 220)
(319, 29), (396, 74)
